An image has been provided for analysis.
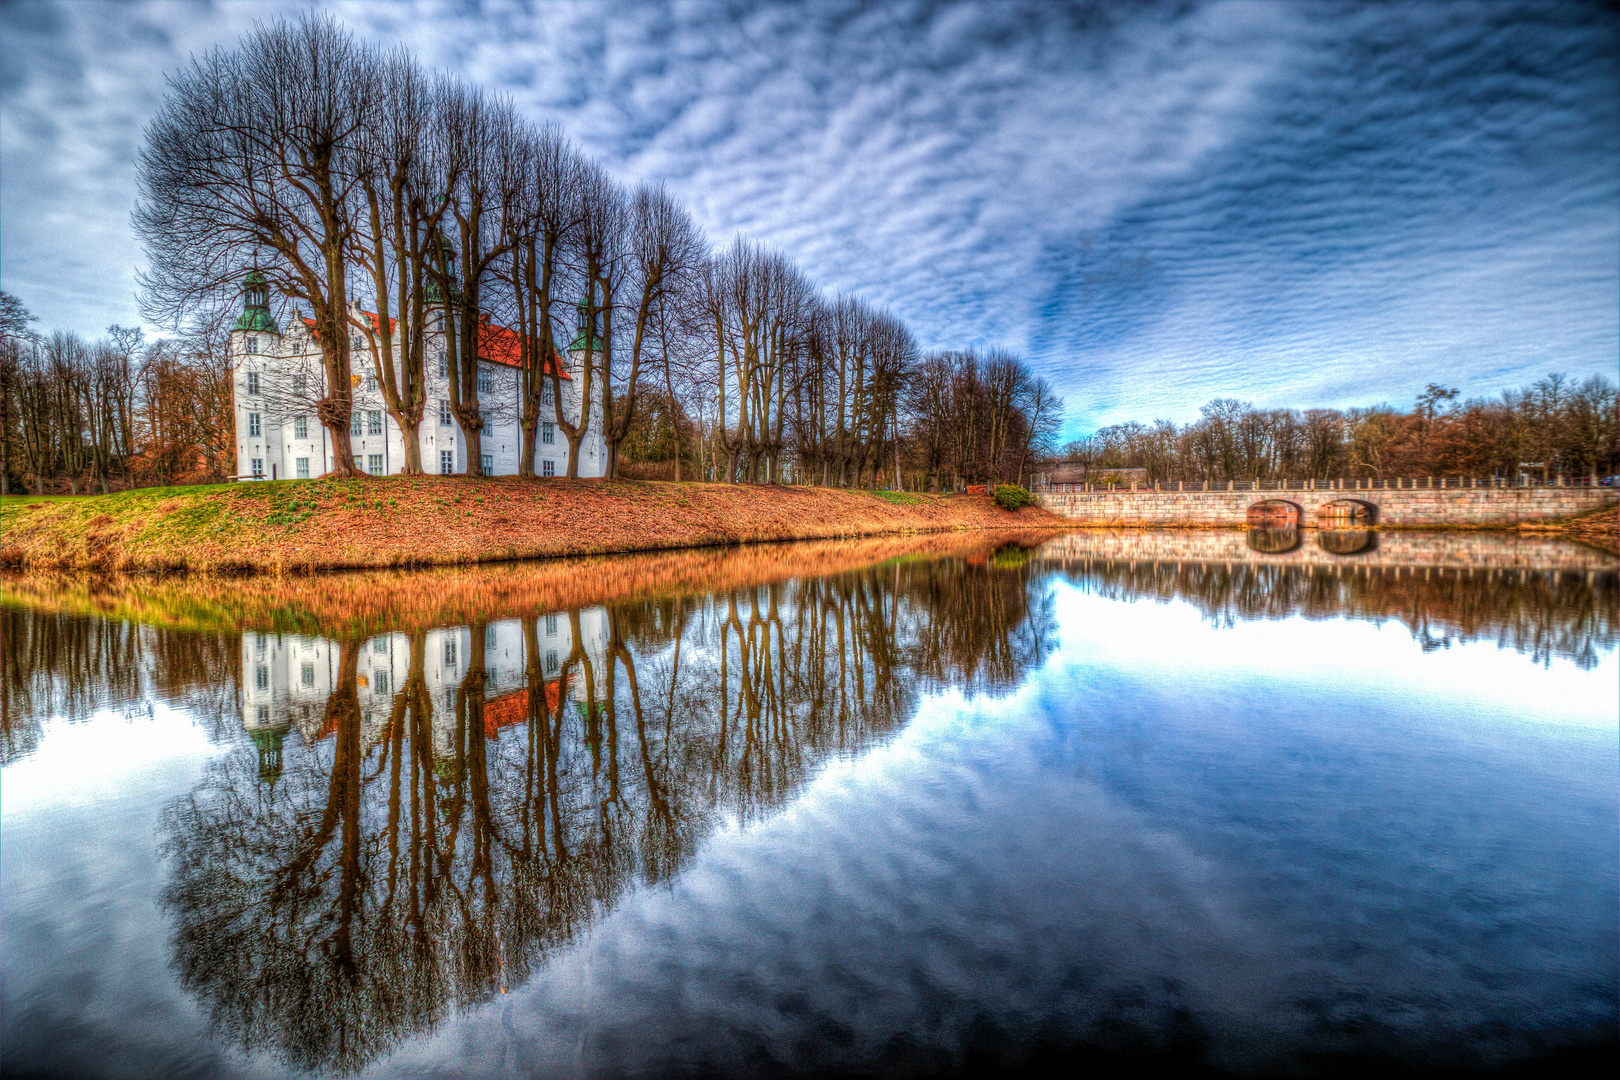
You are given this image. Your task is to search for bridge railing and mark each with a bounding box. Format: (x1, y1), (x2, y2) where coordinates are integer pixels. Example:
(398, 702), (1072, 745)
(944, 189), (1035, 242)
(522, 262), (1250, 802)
(1036, 476), (1616, 494)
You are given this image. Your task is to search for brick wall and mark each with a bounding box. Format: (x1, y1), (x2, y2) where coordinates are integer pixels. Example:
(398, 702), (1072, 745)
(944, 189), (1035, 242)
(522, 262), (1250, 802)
(1036, 487), (1617, 527)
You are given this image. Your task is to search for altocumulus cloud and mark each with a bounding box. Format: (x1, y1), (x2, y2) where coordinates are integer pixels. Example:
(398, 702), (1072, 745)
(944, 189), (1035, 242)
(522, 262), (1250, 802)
(1, 0), (1614, 434)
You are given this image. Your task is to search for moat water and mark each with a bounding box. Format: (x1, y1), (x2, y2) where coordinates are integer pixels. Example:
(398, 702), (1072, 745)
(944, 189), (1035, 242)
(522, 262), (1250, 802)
(2, 532), (1615, 1079)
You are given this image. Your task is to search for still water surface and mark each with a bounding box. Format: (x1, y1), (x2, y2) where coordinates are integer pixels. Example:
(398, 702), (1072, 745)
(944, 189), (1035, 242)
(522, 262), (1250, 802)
(2, 531), (1615, 1078)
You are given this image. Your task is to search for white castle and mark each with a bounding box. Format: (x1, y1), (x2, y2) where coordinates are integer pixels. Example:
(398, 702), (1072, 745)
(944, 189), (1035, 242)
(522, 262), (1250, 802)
(242, 610), (612, 781)
(230, 271), (607, 481)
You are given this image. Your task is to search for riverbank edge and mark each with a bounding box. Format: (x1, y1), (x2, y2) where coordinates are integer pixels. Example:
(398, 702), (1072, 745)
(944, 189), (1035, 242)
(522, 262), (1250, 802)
(0, 477), (1072, 574)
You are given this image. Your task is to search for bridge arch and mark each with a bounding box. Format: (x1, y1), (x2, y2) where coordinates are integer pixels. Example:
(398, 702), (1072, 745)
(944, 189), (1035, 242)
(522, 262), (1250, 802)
(1316, 498), (1377, 526)
(1246, 499), (1301, 528)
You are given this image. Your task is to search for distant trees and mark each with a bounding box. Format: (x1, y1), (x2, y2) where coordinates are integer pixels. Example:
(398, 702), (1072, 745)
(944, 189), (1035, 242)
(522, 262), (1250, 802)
(0, 291), (234, 493)
(1060, 374), (1619, 484)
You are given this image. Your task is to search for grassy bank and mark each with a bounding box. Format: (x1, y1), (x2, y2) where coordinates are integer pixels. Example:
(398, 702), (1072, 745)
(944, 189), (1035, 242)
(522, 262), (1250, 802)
(0, 477), (1067, 573)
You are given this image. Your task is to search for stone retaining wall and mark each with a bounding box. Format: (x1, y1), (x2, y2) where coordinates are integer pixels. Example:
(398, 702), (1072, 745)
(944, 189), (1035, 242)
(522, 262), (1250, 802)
(1037, 487), (1616, 527)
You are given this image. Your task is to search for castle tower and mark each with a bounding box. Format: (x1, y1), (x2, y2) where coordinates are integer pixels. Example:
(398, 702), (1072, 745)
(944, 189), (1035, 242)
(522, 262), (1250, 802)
(233, 269), (281, 349)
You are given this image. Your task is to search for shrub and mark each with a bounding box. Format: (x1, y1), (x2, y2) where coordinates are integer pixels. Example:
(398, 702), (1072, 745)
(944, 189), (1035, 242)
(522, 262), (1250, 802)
(993, 484), (1034, 511)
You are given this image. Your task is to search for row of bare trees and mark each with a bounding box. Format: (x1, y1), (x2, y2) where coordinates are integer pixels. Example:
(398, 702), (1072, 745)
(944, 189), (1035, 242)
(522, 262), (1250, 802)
(1064, 375), (1619, 484)
(0, 293), (234, 493)
(129, 14), (1058, 489)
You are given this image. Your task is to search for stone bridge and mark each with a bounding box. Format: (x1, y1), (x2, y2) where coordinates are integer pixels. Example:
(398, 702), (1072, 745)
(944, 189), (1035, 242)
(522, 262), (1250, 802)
(1036, 486), (1616, 528)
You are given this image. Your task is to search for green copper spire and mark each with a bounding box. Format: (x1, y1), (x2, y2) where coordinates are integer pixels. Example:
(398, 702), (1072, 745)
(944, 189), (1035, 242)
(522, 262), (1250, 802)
(233, 269), (281, 334)
(567, 297), (600, 353)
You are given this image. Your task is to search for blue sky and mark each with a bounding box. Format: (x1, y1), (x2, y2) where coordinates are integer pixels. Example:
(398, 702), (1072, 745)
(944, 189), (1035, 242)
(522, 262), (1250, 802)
(1, 0), (1615, 435)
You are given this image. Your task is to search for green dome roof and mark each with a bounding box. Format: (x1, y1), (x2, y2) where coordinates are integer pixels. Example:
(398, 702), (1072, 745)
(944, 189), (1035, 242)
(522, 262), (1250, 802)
(234, 306), (281, 333)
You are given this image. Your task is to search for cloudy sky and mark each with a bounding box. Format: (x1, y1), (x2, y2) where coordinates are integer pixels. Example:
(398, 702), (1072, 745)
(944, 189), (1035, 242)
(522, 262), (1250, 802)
(2, 0), (1615, 434)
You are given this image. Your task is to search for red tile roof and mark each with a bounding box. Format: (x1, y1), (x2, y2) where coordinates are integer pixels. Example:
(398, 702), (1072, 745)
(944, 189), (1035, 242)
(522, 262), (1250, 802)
(480, 680), (567, 738)
(320, 676), (568, 743)
(302, 312), (570, 379)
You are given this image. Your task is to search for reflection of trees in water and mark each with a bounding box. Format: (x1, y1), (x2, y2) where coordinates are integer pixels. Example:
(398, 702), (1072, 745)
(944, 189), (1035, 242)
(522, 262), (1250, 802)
(1062, 560), (1617, 668)
(154, 549), (1054, 1075)
(0, 606), (239, 763)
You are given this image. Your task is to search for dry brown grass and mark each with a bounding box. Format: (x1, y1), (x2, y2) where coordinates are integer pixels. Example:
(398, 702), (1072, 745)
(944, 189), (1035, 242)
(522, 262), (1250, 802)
(0, 477), (1068, 573)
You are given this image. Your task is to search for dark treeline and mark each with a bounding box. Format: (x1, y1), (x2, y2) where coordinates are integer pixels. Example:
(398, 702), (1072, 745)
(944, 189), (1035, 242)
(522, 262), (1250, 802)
(1064, 377), (1618, 484)
(0, 605), (240, 763)
(102, 13), (1057, 491)
(1052, 557), (1616, 670)
(0, 292), (235, 493)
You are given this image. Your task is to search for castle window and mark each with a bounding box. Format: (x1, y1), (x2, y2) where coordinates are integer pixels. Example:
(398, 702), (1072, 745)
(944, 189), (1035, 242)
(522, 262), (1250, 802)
(368, 410), (383, 436)
(440, 450), (454, 475)
(545, 614), (557, 637)
(350, 413), (363, 436)
(295, 457), (309, 479)
(247, 371), (260, 395)
(293, 416), (308, 440)
(256, 665), (269, 690)
(477, 367), (492, 394)
(484, 625), (496, 650)
(364, 375), (378, 393)
(301, 662), (315, 688)
(481, 453), (494, 474)
(444, 639), (458, 668)
(541, 381), (552, 405)
(251, 458), (264, 479)
(257, 705), (270, 725)
(481, 415), (492, 436)
(246, 336), (258, 356)
(373, 670), (390, 695)
(294, 372), (307, 394)
(439, 399), (452, 426)
(542, 422), (555, 445)
(374, 638), (388, 653)
(368, 454), (384, 475)
(542, 459), (555, 478)
(438, 358), (447, 378)
(545, 649), (559, 673)
(248, 412), (261, 438)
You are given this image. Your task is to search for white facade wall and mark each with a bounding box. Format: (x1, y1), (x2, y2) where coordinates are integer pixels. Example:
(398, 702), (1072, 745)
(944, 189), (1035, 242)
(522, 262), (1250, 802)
(231, 321), (606, 482)
(241, 610), (612, 759)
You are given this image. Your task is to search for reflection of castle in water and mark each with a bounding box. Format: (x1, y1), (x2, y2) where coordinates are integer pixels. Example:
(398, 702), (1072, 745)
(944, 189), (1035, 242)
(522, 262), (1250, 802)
(159, 552), (1056, 1076)
(240, 612), (610, 780)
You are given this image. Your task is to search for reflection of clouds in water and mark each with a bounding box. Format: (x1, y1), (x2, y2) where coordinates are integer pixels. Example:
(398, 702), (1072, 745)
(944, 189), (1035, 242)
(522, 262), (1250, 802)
(397, 597), (1615, 1077)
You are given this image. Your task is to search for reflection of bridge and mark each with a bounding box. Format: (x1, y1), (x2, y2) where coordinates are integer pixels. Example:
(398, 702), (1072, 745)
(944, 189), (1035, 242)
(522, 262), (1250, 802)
(1038, 487), (1615, 527)
(1034, 530), (1617, 572)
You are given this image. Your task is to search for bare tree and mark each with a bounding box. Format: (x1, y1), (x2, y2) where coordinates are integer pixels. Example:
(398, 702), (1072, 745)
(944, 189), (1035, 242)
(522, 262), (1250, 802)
(135, 14), (379, 478)
(345, 52), (457, 475)
(432, 85), (525, 477)
(0, 291), (41, 493)
(505, 125), (585, 478)
(601, 184), (704, 479)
